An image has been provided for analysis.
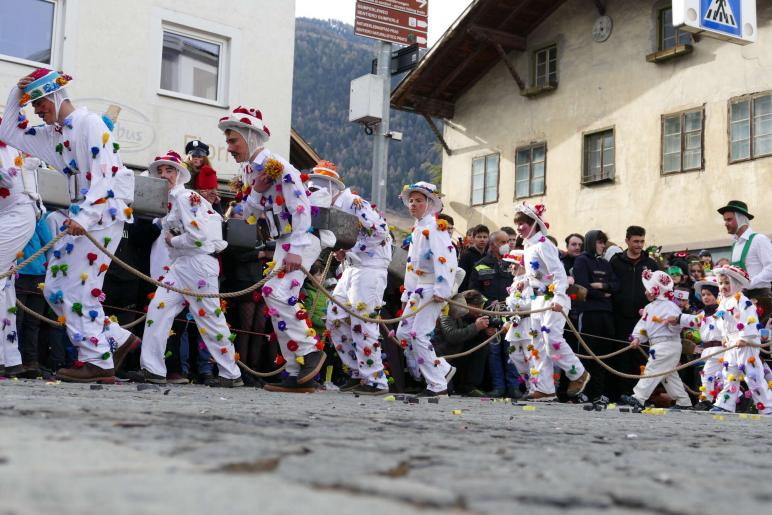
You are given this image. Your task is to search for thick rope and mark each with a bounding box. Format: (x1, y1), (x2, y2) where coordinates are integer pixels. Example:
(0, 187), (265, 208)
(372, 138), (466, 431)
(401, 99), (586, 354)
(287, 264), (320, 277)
(563, 310), (772, 380)
(82, 231), (274, 299)
(0, 231), (68, 280)
(15, 298), (147, 330)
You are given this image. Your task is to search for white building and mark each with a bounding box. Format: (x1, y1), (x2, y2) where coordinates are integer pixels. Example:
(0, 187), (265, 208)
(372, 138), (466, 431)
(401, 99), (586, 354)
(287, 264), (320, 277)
(392, 0), (772, 254)
(0, 0), (296, 175)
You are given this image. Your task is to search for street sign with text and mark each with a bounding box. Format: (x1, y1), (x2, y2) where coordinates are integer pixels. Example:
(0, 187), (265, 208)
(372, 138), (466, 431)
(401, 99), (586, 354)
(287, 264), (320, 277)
(355, 0), (429, 48)
(672, 0), (757, 45)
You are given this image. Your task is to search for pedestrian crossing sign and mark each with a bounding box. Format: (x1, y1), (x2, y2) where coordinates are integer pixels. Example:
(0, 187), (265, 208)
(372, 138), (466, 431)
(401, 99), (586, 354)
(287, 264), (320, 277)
(672, 0), (757, 44)
(701, 0), (741, 36)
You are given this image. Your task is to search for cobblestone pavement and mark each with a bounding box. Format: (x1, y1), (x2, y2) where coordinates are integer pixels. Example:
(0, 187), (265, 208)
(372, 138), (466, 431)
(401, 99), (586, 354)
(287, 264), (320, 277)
(1, 380), (771, 515)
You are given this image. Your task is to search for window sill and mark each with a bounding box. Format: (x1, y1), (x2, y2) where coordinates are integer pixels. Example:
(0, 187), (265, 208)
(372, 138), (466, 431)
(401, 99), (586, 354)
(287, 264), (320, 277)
(645, 44), (693, 63)
(660, 167), (703, 176)
(521, 81), (558, 98)
(729, 153), (772, 165)
(471, 200), (500, 208)
(157, 89), (229, 109)
(514, 193), (545, 201)
(0, 53), (53, 69)
(581, 176), (614, 186)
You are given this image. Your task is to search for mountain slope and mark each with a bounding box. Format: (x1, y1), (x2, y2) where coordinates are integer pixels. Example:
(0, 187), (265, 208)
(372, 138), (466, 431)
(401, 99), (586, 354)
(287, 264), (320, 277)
(292, 17), (441, 209)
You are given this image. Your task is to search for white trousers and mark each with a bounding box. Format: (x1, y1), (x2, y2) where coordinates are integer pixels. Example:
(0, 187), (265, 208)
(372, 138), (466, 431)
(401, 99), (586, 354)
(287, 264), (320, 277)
(714, 345), (772, 414)
(698, 347), (723, 402)
(528, 295), (585, 393)
(43, 223), (124, 369)
(0, 204), (36, 367)
(262, 237), (321, 377)
(506, 339), (535, 394)
(632, 338), (691, 406)
(326, 265), (388, 388)
(396, 285), (451, 392)
(141, 254), (241, 379)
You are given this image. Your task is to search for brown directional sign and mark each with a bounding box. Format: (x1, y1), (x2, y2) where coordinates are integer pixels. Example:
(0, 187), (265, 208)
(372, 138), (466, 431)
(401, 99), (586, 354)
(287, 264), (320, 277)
(355, 0), (429, 48)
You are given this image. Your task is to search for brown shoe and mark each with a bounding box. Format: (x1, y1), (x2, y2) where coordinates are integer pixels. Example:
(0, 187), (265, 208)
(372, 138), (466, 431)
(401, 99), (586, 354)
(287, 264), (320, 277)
(4, 364), (25, 377)
(524, 391), (557, 402)
(264, 376), (317, 393)
(56, 363), (116, 384)
(113, 334), (141, 370)
(567, 371), (591, 397)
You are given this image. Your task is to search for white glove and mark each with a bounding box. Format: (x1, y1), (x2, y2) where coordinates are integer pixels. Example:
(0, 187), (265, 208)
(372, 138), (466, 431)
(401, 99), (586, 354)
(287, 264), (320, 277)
(21, 156), (41, 171)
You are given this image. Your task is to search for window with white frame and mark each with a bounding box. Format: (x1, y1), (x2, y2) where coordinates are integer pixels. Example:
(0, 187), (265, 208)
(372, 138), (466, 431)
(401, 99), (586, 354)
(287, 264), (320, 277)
(662, 108), (704, 174)
(729, 93), (772, 163)
(471, 153), (499, 206)
(515, 144), (546, 198)
(583, 129), (615, 184)
(533, 45), (557, 87)
(160, 27), (226, 103)
(0, 0), (58, 66)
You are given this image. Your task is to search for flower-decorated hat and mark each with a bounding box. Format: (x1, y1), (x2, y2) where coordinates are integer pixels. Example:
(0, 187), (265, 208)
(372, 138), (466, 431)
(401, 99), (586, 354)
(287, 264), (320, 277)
(400, 181), (443, 214)
(673, 289), (690, 301)
(641, 268), (674, 299)
(502, 249), (525, 265)
(309, 160), (345, 191)
(20, 68), (72, 106)
(712, 265), (750, 290)
(514, 202), (549, 235)
(148, 150), (190, 186)
(218, 106), (271, 144)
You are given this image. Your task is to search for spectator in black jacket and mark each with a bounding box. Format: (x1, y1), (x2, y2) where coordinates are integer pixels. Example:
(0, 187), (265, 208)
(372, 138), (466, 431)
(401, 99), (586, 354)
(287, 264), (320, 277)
(562, 233), (584, 276)
(458, 224), (489, 291)
(609, 225), (660, 397)
(572, 230), (619, 404)
(468, 231), (518, 397)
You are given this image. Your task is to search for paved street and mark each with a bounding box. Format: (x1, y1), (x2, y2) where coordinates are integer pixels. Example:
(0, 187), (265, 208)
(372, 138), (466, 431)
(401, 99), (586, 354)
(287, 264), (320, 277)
(1, 379), (771, 515)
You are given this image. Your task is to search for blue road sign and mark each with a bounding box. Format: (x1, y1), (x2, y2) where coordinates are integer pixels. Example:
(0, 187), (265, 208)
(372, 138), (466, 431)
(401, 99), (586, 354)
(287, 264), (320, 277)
(701, 0), (742, 37)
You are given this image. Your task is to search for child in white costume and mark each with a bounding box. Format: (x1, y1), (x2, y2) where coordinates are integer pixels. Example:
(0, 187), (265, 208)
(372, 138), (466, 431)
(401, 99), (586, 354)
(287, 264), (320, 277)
(503, 250), (535, 396)
(677, 276), (723, 410)
(620, 269), (692, 409)
(0, 144), (38, 376)
(307, 160), (393, 395)
(514, 203), (589, 401)
(130, 151), (241, 387)
(709, 266), (772, 414)
(396, 182), (457, 396)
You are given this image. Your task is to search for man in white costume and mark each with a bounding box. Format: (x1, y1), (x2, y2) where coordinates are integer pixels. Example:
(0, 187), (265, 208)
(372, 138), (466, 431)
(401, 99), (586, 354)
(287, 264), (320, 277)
(0, 68), (137, 383)
(0, 142), (39, 377)
(307, 160), (393, 395)
(128, 151), (241, 387)
(220, 106), (325, 393)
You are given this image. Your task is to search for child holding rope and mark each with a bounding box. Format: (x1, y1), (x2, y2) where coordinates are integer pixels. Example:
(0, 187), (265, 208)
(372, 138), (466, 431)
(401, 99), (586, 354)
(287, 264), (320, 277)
(708, 266), (772, 414)
(396, 182), (457, 397)
(619, 269), (693, 410)
(677, 276), (723, 411)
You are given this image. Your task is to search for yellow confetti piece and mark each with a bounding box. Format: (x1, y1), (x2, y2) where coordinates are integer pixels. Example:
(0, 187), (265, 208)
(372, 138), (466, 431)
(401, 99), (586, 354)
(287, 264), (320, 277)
(712, 415), (725, 421)
(383, 395), (396, 401)
(451, 409), (462, 415)
(522, 405), (536, 411)
(246, 215), (257, 225)
(607, 403), (617, 410)
(739, 414), (749, 419)
(751, 415), (762, 421)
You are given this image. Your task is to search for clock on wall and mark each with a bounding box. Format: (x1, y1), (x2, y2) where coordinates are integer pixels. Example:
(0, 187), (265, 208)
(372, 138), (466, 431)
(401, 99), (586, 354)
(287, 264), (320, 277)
(592, 15), (613, 43)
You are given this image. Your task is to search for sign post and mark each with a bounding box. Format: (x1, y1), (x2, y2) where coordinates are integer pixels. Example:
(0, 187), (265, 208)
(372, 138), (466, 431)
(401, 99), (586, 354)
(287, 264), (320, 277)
(672, 0), (757, 45)
(354, 0), (429, 209)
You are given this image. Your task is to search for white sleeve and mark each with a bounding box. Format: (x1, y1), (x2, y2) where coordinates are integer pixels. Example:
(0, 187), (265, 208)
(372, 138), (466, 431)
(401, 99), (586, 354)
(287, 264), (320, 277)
(0, 87), (60, 166)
